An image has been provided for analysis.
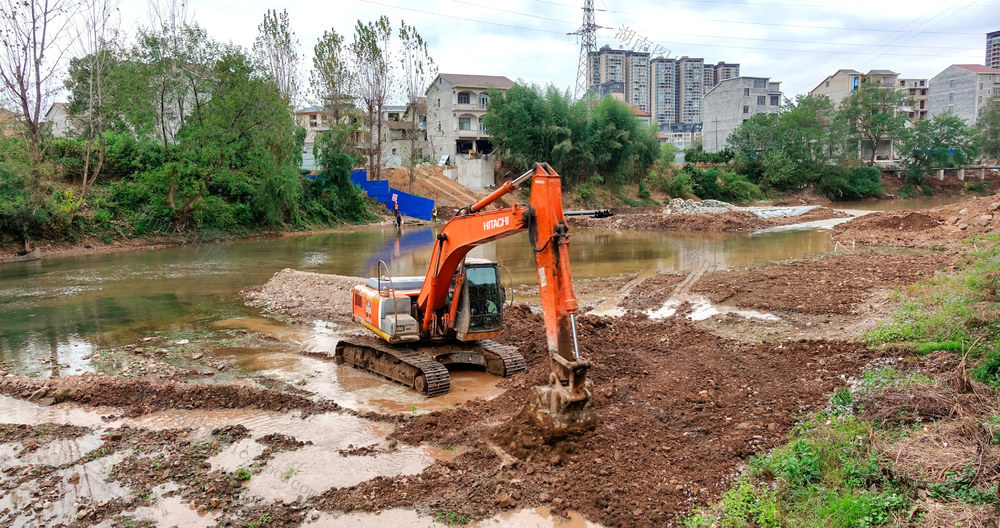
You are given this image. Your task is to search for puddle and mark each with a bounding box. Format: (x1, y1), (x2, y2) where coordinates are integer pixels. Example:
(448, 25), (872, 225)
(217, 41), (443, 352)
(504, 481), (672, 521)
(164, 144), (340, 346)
(0, 451), (129, 528)
(215, 317), (507, 415)
(21, 430), (105, 466)
(123, 483), (218, 528)
(649, 296), (779, 322)
(306, 506), (602, 527)
(206, 438), (265, 473)
(247, 443), (431, 502)
(0, 395), (115, 428)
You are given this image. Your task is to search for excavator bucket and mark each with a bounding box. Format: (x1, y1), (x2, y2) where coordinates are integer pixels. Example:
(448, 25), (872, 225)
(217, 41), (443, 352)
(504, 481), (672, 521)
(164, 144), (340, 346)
(519, 356), (596, 440)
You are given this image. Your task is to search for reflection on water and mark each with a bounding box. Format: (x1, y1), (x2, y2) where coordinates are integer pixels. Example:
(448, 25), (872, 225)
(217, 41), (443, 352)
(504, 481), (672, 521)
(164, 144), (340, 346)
(0, 224), (833, 372)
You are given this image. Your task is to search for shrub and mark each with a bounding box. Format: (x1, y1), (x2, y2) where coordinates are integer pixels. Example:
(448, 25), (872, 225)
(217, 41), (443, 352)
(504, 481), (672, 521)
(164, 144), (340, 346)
(817, 165), (883, 200)
(684, 164), (720, 200)
(761, 150), (804, 191)
(718, 170), (763, 204)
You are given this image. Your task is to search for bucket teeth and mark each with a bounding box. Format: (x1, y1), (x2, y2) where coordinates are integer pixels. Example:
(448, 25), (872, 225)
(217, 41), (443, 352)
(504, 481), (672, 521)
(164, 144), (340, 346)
(520, 380), (597, 440)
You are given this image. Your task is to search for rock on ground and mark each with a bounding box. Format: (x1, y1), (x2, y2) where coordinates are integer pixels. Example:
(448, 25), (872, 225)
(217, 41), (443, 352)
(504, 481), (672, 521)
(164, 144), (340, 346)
(241, 269), (364, 324)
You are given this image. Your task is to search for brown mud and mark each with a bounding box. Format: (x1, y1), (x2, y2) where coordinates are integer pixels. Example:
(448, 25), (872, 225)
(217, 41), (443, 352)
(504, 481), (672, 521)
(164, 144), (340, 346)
(314, 307), (889, 527)
(569, 206), (847, 232)
(834, 193), (1000, 248)
(0, 374), (336, 417)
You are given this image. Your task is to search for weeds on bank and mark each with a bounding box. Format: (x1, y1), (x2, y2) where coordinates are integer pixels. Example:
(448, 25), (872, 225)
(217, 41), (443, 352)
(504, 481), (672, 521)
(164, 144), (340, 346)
(685, 363), (949, 528)
(865, 236), (1000, 386)
(686, 239), (1000, 526)
(433, 511), (471, 525)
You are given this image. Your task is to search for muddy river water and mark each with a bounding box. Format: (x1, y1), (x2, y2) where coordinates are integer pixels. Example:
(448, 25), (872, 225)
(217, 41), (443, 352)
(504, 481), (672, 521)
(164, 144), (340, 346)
(0, 225), (842, 373)
(0, 196), (963, 527)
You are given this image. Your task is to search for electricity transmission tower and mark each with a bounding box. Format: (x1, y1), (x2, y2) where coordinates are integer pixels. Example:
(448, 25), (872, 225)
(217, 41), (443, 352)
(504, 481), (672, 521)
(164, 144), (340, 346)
(569, 0), (605, 99)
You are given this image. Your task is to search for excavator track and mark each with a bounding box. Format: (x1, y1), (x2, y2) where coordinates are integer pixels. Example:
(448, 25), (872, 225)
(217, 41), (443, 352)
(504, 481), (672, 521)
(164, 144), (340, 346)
(478, 339), (527, 377)
(333, 337), (526, 397)
(335, 337), (451, 397)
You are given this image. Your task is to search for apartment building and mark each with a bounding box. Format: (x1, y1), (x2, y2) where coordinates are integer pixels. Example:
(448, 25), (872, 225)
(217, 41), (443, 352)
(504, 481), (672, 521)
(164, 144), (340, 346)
(928, 64), (1000, 125)
(898, 78), (929, 122)
(987, 30), (1000, 69)
(588, 45), (651, 113)
(810, 69), (900, 106)
(425, 73), (515, 161)
(704, 62), (739, 94)
(678, 57), (705, 124)
(702, 77), (782, 152)
(626, 52), (651, 113)
(650, 58), (677, 126)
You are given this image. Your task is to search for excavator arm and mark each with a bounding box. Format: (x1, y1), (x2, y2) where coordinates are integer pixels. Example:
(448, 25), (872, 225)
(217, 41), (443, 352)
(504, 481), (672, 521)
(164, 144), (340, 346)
(416, 162), (595, 438)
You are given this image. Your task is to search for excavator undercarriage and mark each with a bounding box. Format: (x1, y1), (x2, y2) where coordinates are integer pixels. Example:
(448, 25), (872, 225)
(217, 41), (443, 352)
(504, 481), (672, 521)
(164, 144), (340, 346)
(334, 336), (525, 397)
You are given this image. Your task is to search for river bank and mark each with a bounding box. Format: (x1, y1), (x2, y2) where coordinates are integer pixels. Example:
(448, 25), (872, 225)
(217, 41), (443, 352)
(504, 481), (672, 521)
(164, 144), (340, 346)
(0, 194), (997, 527)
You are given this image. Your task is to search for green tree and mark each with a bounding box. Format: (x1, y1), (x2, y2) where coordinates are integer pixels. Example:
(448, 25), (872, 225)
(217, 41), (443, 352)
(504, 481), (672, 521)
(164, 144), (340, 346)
(398, 21), (435, 192)
(253, 8), (300, 103)
(350, 16), (393, 181)
(839, 82), (911, 166)
(900, 113), (978, 186)
(67, 0), (123, 203)
(310, 28), (355, 124)
(977, 96), (1000, 162)
(483, 85), (655, 188)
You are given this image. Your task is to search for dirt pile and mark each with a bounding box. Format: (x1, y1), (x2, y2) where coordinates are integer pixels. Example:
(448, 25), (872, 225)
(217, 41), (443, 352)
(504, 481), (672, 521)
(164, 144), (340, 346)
(241, 268), (362, 324)
(834, 194), (1000, 247)
(678, 252), (958, 315)
(314, 307), (887, 527)
(386, 166), (484, 210)
(570, 206), (846, 232)
(0, 374), (334, 416)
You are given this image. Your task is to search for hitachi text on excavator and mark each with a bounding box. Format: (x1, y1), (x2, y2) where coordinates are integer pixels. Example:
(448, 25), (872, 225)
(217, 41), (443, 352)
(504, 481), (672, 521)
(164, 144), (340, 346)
(336, 162), (596, 438)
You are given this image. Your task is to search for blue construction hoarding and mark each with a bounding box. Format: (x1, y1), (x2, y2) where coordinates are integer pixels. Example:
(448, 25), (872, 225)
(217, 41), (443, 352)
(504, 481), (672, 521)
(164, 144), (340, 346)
(349, 169), (435, 221)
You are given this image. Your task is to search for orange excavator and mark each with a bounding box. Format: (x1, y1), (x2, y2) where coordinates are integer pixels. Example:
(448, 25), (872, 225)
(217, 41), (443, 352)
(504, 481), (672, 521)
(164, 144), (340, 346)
(336, 162), (595, 437)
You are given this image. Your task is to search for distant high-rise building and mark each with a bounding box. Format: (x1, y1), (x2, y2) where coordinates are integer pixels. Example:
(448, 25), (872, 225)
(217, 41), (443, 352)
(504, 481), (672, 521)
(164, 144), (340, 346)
(626, 52), (651, 113)
(713, 62), (740, 85)
(649, 56), (706, 126)
(988, 30), (1000, 69)
(650, 58), (677, 126)
(588, 45), (650, 113)
(589, 46), (738, 127)
(678, 57), (704, 124)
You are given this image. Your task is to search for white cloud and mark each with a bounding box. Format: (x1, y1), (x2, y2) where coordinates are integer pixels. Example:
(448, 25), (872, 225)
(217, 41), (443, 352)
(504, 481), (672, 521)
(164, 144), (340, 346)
(115, 0), (994, 102)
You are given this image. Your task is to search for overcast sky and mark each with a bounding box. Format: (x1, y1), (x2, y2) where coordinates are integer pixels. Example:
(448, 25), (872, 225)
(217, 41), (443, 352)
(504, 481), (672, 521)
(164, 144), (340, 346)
(116, 0), (997, 103)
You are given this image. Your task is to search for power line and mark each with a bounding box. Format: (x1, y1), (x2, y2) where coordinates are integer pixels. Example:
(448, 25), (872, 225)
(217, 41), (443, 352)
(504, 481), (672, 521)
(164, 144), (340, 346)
(356, 0), (568, 35)
(450, 0), (575, 25)
(359, 0), (982, 66)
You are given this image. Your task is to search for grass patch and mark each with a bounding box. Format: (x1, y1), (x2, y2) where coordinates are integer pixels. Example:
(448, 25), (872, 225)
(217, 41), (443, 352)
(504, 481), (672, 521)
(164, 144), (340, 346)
(689, 413), (909, 528)
(864, 240), (1000, 386)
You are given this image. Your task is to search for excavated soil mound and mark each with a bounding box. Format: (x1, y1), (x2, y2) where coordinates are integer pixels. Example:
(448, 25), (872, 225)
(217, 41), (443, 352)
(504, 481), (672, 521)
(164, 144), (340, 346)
(570, 207), (846, 232)
(834, 194), (1000, 247)
(683, 252), (958, 315)
(315, 307), (887, 527)
(241, 268), (363, 324)
(0, 374), (334, 417)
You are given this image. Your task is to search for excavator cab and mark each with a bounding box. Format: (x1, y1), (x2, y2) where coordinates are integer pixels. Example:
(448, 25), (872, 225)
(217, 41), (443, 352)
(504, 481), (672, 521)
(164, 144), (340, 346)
(453, 259), (505, 340)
